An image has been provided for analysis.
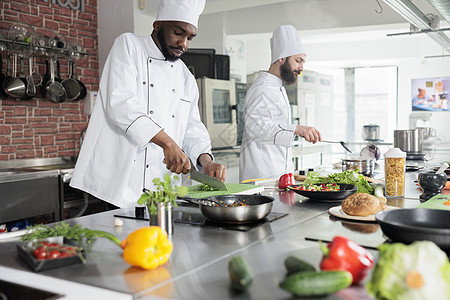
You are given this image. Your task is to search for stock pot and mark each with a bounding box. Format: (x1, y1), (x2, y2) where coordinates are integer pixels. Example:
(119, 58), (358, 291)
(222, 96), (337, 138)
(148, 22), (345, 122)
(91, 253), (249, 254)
(342, 156), (375, 176)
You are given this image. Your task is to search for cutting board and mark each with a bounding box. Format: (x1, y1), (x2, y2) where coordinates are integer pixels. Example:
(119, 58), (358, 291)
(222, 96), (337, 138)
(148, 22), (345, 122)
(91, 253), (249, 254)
(186, 183), (264, 198)
(417, 194), (450, 211)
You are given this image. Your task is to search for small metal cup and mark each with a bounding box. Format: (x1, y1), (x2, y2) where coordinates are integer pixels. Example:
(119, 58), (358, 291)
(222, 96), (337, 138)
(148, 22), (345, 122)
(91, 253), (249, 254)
(149, 202), (173, 235)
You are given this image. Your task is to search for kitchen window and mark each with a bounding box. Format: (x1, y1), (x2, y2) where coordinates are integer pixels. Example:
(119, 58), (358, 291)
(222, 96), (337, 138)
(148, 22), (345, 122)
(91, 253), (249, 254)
(329, 66), (398, 144)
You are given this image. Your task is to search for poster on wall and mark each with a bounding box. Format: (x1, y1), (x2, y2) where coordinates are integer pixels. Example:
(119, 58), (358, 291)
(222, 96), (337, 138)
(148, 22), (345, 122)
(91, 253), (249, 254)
(411, 77), (449, 111)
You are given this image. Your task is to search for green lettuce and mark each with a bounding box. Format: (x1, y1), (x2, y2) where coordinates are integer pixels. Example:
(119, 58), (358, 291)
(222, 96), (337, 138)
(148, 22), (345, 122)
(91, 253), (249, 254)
(303, 170), (374, 194)
(366, 241), (450, 300)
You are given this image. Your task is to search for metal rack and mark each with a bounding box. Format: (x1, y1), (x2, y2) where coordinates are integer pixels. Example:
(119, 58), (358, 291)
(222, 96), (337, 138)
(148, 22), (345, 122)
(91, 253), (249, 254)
(0, 38), (89, 58)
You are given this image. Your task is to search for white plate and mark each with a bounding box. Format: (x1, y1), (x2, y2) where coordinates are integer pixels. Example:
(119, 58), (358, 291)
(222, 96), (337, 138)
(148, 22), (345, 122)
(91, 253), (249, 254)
(328, 205), (399, 222)
(0, 229), (30, 241)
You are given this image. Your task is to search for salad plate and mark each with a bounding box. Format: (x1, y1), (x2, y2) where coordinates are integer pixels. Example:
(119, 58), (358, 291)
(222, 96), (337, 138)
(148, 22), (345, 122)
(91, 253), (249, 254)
(287, 183), (358, 201)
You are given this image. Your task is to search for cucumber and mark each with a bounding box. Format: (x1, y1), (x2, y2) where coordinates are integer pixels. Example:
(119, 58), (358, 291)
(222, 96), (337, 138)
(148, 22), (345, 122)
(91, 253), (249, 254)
(284, 255), (316, 275)
(228, 256), (253, 292)
(279, 270), (352, 297)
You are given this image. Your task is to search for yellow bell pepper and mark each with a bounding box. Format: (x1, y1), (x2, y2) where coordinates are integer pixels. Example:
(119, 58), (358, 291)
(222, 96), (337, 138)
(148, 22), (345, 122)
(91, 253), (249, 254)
(121, 226), (173, 270)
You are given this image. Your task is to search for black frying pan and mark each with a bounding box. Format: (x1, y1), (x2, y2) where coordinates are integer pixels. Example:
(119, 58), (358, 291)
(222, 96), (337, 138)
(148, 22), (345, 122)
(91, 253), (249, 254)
(0, 53), (7, 99)
(376, 208), (450, 252)
(180, 194), (274, 224)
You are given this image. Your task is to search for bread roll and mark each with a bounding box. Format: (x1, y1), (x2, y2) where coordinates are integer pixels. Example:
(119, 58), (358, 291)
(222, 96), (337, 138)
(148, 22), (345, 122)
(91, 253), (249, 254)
(341, 193), (386, 217)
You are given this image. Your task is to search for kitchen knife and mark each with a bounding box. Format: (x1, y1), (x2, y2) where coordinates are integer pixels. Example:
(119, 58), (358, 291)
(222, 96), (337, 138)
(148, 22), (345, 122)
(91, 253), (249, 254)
(188, 158), (228, 191)
(163, 157), (228, 191)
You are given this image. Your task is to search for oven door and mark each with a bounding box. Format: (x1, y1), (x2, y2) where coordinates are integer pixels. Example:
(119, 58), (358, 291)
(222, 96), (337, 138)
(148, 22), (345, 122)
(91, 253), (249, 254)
(197, 78), (237, 149)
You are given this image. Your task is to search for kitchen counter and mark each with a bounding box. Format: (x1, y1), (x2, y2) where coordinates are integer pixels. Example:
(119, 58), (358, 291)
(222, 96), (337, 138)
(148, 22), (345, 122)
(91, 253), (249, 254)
(0, 153), (448, 299)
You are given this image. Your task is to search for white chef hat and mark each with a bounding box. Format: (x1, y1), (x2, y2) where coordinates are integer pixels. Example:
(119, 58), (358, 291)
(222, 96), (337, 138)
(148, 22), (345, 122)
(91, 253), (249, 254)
(156, 0), (206, 29)
(270, 24), (306, 64)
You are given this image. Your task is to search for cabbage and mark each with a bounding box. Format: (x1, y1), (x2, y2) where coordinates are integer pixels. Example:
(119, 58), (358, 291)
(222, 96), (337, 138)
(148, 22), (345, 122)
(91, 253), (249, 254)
(366, 241), (450, 300)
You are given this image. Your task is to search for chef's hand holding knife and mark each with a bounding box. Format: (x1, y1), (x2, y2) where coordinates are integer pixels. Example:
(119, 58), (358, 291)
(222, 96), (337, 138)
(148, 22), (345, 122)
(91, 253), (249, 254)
(152, 130), (226, 182)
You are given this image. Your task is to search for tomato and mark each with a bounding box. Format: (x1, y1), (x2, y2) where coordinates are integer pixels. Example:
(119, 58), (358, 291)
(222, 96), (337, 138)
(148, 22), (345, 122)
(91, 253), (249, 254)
(33, 247), (48, 260)
(59, 251), (74, 258)
(48, 250), (61, 259)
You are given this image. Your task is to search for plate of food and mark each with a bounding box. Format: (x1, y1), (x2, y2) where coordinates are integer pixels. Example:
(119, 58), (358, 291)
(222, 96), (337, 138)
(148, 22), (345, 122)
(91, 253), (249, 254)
(328, 193), (398, 221)
(288, 183), (358, 201)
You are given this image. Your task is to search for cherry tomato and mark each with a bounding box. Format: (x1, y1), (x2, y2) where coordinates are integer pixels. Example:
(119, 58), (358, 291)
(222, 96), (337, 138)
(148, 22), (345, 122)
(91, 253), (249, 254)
(33, 247), (48, 260)
(48, 250), (61, 259)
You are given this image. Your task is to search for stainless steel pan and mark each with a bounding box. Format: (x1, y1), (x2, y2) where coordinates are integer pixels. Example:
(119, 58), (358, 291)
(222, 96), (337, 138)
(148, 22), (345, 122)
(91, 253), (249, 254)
(179, 194), (274, 224)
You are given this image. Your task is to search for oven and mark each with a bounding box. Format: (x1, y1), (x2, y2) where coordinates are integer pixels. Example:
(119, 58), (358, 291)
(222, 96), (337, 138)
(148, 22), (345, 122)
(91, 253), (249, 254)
(197, 78), (238, 149)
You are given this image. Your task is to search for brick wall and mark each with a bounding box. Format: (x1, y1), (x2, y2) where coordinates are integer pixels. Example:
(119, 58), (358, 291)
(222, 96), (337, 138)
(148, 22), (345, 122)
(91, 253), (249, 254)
(0, 0), (98, 160)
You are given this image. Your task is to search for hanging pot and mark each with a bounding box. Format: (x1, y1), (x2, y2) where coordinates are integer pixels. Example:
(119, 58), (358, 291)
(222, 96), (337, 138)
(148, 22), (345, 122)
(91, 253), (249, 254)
(45, 58), (66, 103)
(71, 60), (87, 101)
(61, 60), (82, 101)
(0, 53), (8, 99)
(18, 56), (33, 100)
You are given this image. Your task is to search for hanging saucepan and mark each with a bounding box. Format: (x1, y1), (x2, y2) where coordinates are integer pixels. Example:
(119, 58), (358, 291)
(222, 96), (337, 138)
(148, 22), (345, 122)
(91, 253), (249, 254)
(71, 60), (87, 101)
(4, 54), (26, 100)
(18, 56), (34, 100)
(40, 60), (50, 97)
(0, 53), (8, 99)
(61, 60), (81, 101)
(45, 58), (66, 103)
(179, 194), (274, 224)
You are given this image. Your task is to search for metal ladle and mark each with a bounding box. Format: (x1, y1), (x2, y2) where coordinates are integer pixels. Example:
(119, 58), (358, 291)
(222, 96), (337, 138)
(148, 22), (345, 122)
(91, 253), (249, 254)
(322, 140), (352, 153)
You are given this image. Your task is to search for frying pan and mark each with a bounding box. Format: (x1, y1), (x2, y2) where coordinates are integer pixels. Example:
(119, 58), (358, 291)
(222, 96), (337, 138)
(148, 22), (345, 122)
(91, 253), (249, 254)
(0, 53), (7, 99)
(376, 208), (450, 252)
(71, 60), (87, 101)
(180, 194), (274, 224)
(61, 60), (81, 101)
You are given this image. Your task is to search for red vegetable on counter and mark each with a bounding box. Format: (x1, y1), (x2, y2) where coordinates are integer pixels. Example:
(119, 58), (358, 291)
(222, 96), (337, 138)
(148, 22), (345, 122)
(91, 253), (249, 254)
(278, 173), (295, 190)
(319, 236), (374, 284)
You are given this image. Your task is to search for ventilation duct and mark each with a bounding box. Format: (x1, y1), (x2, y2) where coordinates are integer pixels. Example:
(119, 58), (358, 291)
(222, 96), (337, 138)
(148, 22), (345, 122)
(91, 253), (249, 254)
(427, 0), (450, 23)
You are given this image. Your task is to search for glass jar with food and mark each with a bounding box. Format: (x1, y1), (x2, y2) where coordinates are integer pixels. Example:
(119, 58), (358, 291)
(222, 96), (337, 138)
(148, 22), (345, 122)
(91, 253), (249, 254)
(384, 148), (406, 198)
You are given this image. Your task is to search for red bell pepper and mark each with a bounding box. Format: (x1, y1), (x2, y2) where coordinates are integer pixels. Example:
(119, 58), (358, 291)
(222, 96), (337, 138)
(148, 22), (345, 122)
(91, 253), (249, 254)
(319, 236), (374, 284)
(278, 173), (295, 190)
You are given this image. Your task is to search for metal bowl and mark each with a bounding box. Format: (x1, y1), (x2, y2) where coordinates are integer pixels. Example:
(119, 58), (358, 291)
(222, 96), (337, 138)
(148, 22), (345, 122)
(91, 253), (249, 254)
(341, 156), (375, 176)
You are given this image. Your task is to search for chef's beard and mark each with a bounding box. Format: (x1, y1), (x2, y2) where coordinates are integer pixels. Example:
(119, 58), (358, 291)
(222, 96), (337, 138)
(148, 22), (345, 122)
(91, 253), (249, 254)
(280, 59), (298, 85)
(157, 30), (181, 62)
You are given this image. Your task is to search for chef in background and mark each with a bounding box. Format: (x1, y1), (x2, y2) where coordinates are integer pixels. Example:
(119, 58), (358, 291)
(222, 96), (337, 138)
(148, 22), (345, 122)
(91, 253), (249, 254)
(71, 0), (226, 208)
(239, 24), (321, 182)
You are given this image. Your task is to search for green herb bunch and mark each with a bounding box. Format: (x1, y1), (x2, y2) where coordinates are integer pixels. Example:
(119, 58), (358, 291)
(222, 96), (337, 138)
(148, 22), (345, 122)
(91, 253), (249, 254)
(20, 222), (121, 246)
(137, 174), (188, 215)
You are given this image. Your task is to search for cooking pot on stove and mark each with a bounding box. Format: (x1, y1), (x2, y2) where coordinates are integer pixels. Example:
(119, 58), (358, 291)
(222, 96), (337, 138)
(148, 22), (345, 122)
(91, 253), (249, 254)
(342, 156), (375, 176)
(394, 129), (423, 154)
(362, 124), (380, 141)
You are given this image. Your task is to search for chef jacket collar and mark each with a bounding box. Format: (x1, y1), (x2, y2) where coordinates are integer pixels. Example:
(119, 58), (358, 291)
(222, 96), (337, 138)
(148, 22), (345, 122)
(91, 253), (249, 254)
(260, 71), (283, 87)
(146, 35), (167, 61)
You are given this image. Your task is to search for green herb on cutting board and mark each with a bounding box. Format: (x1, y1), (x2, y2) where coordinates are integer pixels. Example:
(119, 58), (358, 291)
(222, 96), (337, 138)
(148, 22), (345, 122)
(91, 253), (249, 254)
(190, 184), (218, 192)
(20, 222), (121, 246)
(303, 170), (374, 194)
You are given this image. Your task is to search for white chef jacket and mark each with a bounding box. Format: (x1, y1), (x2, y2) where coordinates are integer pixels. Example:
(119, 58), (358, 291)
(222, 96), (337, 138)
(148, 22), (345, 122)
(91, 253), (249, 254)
(70, 33), (212, 208)
(239, 71), (296, 182)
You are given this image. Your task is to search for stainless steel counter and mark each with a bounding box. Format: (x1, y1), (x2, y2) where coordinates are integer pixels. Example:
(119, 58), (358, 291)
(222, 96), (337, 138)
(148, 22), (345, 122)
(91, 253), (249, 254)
(0, 151), (448, 299)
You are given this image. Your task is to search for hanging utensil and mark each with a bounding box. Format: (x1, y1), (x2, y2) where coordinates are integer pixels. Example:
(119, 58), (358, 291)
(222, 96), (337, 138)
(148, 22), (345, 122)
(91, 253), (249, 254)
(61, 60), (81, 101)
(322, 140), (352, 153)
(0, 53), (8, 99)
(25, 56), (36, 97)
(45, 58), (66, 103)
(71, 60), (87, 101)
(30, 56), (42, 86)
(4, 54), (26, 100)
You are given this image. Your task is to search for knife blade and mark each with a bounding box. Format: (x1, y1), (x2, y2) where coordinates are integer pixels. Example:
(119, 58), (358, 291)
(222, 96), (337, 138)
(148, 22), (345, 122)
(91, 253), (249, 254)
(188, 158), (227, 191)
(163, 157), (228, 191)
